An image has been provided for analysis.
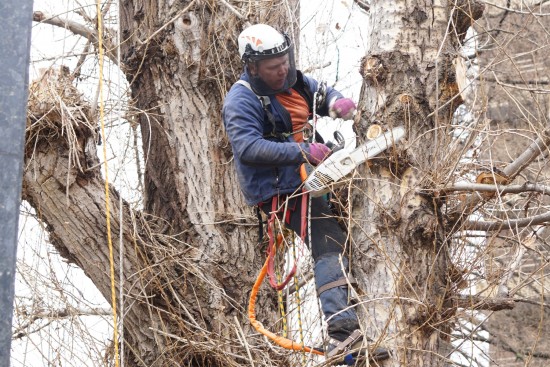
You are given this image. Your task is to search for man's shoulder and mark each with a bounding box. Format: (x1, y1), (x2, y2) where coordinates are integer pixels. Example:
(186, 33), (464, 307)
(223, 79), (265, 115)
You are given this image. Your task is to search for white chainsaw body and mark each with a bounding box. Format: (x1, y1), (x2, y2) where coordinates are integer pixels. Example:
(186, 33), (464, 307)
(304, 126), (405, 197)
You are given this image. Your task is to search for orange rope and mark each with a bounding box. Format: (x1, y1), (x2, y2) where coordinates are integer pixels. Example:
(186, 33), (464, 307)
(248, 255), (323, 356)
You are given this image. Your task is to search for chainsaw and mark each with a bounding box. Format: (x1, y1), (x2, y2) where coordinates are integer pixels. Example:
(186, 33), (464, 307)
(301, 126), (405, 197)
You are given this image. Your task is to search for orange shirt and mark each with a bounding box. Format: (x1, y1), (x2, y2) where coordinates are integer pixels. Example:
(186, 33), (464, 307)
(276, 89), (309, 143)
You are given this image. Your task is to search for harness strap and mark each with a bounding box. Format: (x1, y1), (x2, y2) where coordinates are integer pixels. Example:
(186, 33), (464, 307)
(327, 329), (363, 358)
(236, 80), (291, 141)
(317, 276), (358, 296)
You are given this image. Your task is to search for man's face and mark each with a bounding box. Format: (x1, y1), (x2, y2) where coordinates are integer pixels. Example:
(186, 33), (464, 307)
(249, 54), (290, 90)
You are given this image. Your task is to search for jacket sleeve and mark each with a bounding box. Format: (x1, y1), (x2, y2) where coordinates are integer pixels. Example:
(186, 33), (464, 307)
(223, 85), (310, 167)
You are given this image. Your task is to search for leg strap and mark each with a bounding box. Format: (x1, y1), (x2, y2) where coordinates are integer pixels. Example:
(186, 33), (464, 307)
(327, 329), (363, 358)
(317, 276), (357, 296)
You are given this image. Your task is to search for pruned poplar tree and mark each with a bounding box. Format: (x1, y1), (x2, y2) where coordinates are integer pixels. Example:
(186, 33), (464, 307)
(350, 1), (549, 367)
(19, 1), (550, 367)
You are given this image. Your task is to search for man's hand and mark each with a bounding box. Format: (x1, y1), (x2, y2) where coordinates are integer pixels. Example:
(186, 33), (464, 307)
(329, 98), (356, 120)
(307, 143), (332, 165)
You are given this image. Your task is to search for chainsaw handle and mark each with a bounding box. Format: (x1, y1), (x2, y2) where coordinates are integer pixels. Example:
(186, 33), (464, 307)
(327, 131), (345, 153)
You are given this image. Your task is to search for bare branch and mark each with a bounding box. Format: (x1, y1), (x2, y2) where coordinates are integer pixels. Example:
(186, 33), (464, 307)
(33, 11), (119, 66)
(13, 308), (110, 340)
(482, 1), (550, 16)
(502, 128), (550, 179)
(218, 0), (249, 24)
(464, 210), (550, 231)
(449, 128), (550, 220)
(444, 182), (550, 195)
(302, 61), (332, 74)
(445, 295), (515, 311)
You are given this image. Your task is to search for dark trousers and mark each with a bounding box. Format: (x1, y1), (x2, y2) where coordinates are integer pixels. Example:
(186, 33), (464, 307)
(260, 194), (346, 261)
(260, 194), (359, 340)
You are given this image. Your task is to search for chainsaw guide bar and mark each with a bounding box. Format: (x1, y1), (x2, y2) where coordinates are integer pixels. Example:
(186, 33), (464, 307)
(304, 126), (405, 197)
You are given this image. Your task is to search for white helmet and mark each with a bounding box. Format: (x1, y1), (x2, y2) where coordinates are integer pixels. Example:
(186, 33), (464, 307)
(238, 24), (291, 62)
(237, 24), (297, 95)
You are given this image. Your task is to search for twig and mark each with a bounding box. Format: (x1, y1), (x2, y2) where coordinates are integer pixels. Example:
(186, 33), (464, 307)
(492, 73), (550, 94)
(233, 316), (255, 367)
(502, 128), (550, 179)
(302, 61), (332, 74)
(218, 0), (249, 23)
(13, 307), (110, 339)
(482, 0), (550, 15)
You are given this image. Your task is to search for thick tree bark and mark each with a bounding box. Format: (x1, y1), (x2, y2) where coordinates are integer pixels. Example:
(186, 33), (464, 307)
(24, 1), (300, 366)
(350, 1), (484, 366)
(31, 1), (543, 367)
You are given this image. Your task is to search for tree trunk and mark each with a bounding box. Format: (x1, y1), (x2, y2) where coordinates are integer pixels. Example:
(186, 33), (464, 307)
(351, 1), (483, 366)
(24, 1), (299, 366)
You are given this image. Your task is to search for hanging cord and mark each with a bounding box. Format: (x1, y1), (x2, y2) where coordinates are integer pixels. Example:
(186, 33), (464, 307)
(116, 1), (125, 365)
(118, 195), (125, 366)
(249, 193), (322, 356)
(266, 197), (297, 290)
(274, 233), (289, 338)
(248, 253), (323, 356)
(97, 1), (120, 366)
(116, 1), (125, 367)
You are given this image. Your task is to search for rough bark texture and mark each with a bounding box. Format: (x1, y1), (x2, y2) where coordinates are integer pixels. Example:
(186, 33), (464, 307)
(26, 1), (550, 367)
(350, 1), (484, 366)
(24, 1), (300, 366)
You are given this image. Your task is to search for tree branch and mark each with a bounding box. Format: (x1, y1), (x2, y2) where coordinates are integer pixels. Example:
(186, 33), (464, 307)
(464, 210), (550, 231)
(33, 11), (119, 66)
(444, 182), (550, 195)
(448, 128), (550, 221)
(13, 308), (110, 340)
(445, 295), (515, 311)
(502, 128), (550, 179)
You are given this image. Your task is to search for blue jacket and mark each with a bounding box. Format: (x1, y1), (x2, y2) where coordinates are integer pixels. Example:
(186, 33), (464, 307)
(222, 71), (343, 206)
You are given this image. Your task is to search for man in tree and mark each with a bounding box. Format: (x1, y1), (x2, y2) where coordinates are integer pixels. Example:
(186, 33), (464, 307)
(222, 23), (388, 364)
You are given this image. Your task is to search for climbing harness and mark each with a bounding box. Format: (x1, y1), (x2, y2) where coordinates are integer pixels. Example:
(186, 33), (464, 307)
(236, 80), (295, 141)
